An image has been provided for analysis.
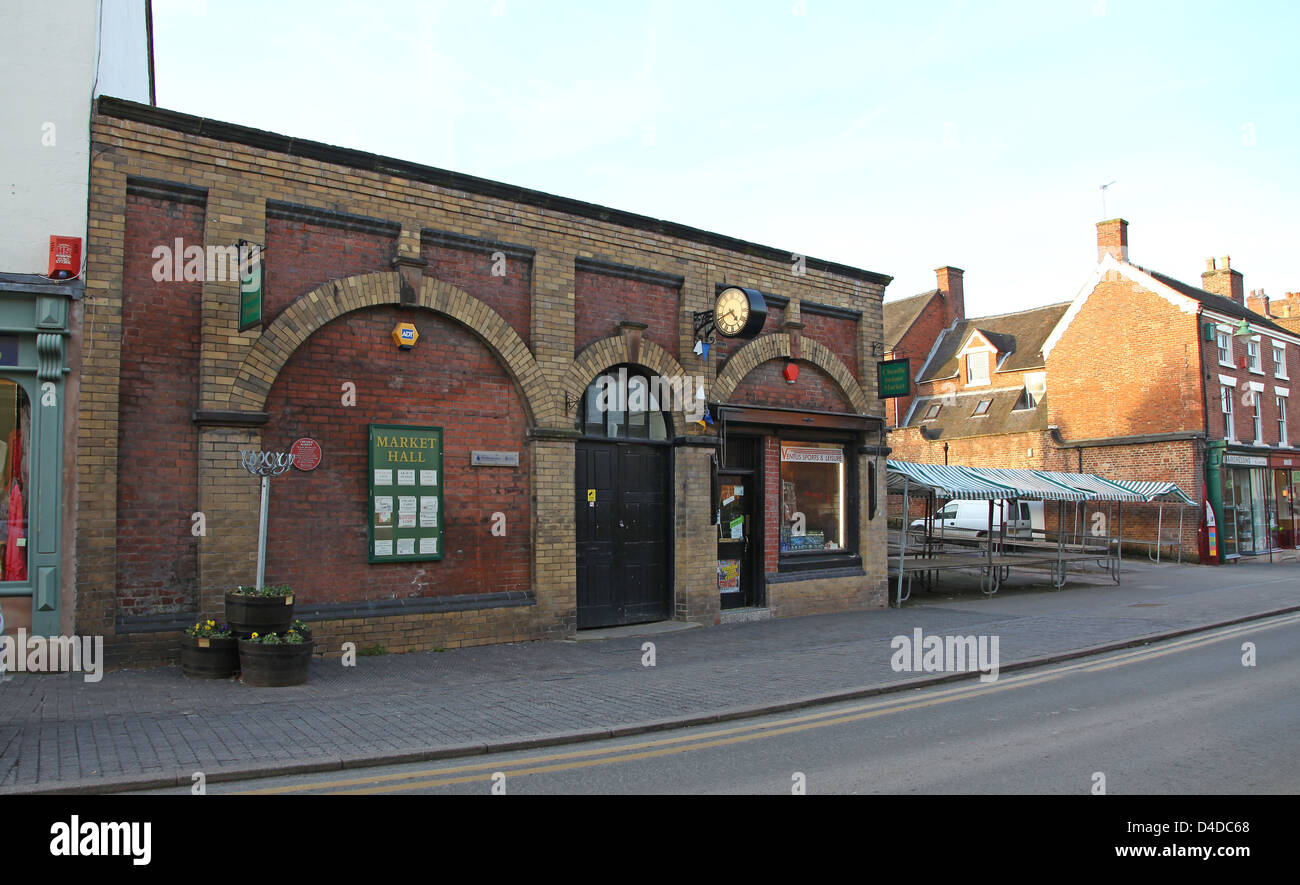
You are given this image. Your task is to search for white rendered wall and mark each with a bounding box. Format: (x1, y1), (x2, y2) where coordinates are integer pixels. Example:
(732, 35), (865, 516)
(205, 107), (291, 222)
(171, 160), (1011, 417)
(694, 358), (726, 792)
(0, 0), (150, 275)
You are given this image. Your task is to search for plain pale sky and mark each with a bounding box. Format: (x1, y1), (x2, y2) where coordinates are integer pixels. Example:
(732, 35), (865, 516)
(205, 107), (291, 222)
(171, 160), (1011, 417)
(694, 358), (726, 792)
(150, 0), (1300, 317)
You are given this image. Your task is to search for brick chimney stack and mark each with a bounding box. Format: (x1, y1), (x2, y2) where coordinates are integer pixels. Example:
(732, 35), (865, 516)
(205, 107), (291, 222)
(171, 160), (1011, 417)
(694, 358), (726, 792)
(935, 266), (964, 327)
(1096, 218), (1128, 262)
(1202, 256), (1245, 305)
(1246, 289), (1271, 317)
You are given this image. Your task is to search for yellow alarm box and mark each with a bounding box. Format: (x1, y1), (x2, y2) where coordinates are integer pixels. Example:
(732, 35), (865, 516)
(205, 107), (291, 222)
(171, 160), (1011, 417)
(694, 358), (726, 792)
(392, 322), (419, 350)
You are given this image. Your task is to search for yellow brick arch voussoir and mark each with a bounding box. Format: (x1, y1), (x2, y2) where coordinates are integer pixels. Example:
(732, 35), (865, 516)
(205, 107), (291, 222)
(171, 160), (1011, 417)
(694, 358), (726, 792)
(225, 271), (547, 424)
(713, 333), (868, 413)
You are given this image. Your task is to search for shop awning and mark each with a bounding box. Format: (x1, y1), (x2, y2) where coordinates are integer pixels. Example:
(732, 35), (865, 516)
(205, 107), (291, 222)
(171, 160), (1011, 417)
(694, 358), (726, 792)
(962, 467), (1092, 501)
(1049, 472), (1149, 502)
(1106, 480), (1197, 505)
(886, 461), (1019, 500)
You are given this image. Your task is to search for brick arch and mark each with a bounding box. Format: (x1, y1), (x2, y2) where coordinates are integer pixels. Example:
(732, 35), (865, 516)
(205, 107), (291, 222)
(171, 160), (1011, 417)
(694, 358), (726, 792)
(227, 271), (551, 424)
(713, 333), (868, 413)
(564, 337), (694, 438)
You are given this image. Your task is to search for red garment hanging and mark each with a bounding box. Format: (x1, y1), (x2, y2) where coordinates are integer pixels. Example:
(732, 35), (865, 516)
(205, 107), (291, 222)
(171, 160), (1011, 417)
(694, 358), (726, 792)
(5, 482), (24, 582)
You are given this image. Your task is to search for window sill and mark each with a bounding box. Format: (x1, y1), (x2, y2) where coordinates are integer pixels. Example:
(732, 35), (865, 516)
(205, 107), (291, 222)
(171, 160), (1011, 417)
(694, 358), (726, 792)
(777, 552), (861, 574)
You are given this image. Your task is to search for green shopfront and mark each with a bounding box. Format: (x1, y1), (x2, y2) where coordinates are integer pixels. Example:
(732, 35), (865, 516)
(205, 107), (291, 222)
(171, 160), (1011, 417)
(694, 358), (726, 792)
(0, 276), (72, 638)
(1207, 441), (1300, 559)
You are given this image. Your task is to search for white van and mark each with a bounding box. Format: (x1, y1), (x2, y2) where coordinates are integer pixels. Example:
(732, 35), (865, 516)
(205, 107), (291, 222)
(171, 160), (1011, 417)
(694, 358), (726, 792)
(910, 499), (1043, 541)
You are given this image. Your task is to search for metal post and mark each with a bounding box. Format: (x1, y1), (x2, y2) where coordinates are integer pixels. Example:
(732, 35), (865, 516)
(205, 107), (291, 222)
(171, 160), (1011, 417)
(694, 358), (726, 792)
(241, 449), (297, 590)
(256, 473), (271, 591)
(896, 476), (909, 607)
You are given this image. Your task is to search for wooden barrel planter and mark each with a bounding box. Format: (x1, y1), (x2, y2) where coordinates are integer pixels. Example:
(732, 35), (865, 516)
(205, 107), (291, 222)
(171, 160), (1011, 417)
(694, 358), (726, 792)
(180, 635), (238, 679)
(238, 639), (314, 687)
(225, 591), (295, 638)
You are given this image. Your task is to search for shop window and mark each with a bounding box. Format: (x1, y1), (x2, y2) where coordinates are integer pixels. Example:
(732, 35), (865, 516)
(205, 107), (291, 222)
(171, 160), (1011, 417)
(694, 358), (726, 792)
(577, 369), (669, 441)
(780, 442), (849, 558)
(0, 380), (31, 584)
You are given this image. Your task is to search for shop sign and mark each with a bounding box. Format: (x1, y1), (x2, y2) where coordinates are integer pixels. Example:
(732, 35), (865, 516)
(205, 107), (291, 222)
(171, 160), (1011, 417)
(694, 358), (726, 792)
(781, 446), (843, 463)
(1223, 454), (1268, 467)
(290, 437), (322, 471)
(368, 424), (443, 563)
(471, 450), (519, 467)
(877, 358), (911, 398)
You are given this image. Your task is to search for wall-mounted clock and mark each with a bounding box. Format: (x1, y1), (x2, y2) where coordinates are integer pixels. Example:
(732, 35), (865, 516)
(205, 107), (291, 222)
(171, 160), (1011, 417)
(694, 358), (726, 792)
(714, 286), (767, 339)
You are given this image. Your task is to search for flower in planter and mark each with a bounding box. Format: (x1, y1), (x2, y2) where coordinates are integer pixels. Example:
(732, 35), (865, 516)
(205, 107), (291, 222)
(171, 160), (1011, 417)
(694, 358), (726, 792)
(289, 619), (312, 636)
(245, 630), (306, 645)
(231, 584), (294, 598)
(185, 619), (232, 639)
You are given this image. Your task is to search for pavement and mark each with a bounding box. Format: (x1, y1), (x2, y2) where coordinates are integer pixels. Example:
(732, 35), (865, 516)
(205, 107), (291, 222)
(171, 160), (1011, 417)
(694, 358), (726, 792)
(1, 556), (1296, 794)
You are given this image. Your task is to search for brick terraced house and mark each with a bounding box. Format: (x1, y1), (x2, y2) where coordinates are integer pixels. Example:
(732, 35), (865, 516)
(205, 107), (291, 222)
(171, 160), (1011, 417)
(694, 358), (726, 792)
(887, 219), (1300, 560)
(73, 98), (895, 666)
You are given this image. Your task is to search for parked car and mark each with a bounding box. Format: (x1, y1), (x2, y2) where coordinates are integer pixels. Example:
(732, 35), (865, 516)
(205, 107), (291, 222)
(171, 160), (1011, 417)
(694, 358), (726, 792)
(909, 499), (1043, 542)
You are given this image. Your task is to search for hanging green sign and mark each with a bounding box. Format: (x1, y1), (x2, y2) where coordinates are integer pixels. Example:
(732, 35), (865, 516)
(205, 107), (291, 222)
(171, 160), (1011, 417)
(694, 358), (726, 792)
(877, 358), (911, 398)
(368, 424), (444, 563)
(238, 240), (262, 331)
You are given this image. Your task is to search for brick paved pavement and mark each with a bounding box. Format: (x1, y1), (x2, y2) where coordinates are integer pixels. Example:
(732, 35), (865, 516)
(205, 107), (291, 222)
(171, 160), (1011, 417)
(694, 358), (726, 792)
(1, 558), (1295, 793)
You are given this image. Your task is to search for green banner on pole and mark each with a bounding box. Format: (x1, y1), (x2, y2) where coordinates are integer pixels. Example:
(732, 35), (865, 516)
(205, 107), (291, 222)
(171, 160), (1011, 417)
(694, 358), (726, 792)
(877, 358), (911, 398)
(238, 240), (262, 331)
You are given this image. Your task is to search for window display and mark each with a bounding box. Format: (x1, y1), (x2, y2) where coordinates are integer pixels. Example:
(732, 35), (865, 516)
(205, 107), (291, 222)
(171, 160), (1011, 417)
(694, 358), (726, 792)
(0, 380), (30, 582)
(779, 442), (845, 554)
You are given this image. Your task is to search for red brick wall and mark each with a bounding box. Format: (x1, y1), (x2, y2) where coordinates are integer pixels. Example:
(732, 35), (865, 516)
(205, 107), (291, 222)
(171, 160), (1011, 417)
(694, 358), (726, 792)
(260, 306), (531, 604)
(116, 194), (204, 616)
(574, 270), (679, 358)
(422, 243), (532, 348)
(801, 312), (859, 381)
(885, 294), (947, 426)
(1202, 323), (1299, 445)
(1048, 277), (1203, 439)
(731, 359), (851, 412)
(763, 436), (780, 575)
(264, 219), (395, 324)
(712, 304), (785, 365)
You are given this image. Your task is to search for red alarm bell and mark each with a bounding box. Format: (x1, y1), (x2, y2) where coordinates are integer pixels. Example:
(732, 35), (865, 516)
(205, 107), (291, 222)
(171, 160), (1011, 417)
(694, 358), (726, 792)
(783, 361), (799, 384)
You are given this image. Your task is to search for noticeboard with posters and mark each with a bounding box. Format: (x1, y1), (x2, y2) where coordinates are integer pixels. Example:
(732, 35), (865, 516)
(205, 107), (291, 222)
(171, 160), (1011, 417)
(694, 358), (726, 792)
(368, 424), (443, 563)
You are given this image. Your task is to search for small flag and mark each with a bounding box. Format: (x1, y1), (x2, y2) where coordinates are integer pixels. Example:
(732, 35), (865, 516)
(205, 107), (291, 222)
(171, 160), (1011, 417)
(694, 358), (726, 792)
(693, 340), (703, 355)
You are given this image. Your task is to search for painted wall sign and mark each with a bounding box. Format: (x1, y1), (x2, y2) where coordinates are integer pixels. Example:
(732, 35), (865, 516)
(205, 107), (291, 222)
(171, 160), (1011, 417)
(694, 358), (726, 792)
(368, 424), (443, 563)
(291, 437), (322, 471)
(471, 450), (520, 467)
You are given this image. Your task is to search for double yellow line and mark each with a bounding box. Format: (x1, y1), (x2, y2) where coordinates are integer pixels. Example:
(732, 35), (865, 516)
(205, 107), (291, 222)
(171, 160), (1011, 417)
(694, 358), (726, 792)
(231, 612), (1300, 795)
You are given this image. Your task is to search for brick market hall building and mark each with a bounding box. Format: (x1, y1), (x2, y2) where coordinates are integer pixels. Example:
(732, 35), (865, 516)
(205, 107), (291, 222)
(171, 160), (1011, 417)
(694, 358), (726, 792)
(70, 98), (894, 666)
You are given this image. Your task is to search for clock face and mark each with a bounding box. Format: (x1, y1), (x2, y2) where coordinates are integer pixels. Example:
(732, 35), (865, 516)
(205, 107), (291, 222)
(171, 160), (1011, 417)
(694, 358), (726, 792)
(715, 287), (751, 337)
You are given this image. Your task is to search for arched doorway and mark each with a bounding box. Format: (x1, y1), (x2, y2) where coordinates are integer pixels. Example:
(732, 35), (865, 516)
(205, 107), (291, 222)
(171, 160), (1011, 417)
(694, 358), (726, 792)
(574, 367), (672, 628)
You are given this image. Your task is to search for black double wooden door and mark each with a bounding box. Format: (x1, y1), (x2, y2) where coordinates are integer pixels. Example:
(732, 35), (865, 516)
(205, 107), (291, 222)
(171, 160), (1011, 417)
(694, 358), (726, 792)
(575, 442), (670, 628)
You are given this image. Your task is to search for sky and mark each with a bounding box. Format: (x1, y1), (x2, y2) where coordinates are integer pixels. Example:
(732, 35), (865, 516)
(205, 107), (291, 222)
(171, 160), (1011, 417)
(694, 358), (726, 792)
(149, 0), (1300, 317)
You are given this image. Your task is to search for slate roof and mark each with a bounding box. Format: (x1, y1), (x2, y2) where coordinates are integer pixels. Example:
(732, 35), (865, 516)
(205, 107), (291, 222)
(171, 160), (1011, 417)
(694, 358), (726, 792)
(918, 302), (1070, 382)
(904, 388), (1048, 439)
(883, 290), (940, 351)
(1138, 265), (1300, 339)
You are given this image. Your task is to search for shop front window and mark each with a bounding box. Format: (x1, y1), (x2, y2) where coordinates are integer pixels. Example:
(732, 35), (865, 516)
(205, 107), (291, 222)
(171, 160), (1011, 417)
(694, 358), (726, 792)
(1283, 471), (1300, 549)
(1220, 468), (1239, 558)
(780, 442), (847, 555)
(0, 379), (31, 583)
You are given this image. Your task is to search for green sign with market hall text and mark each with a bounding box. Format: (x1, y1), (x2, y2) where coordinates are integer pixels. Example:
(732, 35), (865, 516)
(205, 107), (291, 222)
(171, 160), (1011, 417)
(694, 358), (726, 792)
(368, 424), (444, 563)
(877, 358), (911, 398)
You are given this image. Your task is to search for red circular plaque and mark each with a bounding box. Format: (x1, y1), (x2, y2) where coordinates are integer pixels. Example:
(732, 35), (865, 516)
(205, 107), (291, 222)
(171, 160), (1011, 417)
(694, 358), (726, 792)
(290, 437), (322, 471)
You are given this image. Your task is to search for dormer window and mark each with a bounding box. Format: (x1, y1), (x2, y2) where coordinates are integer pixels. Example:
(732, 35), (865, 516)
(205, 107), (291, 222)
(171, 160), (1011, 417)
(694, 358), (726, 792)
(1013, 387), (1038, 411)
(972, 399), (992, 416)
(966, 352), (989, 386)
